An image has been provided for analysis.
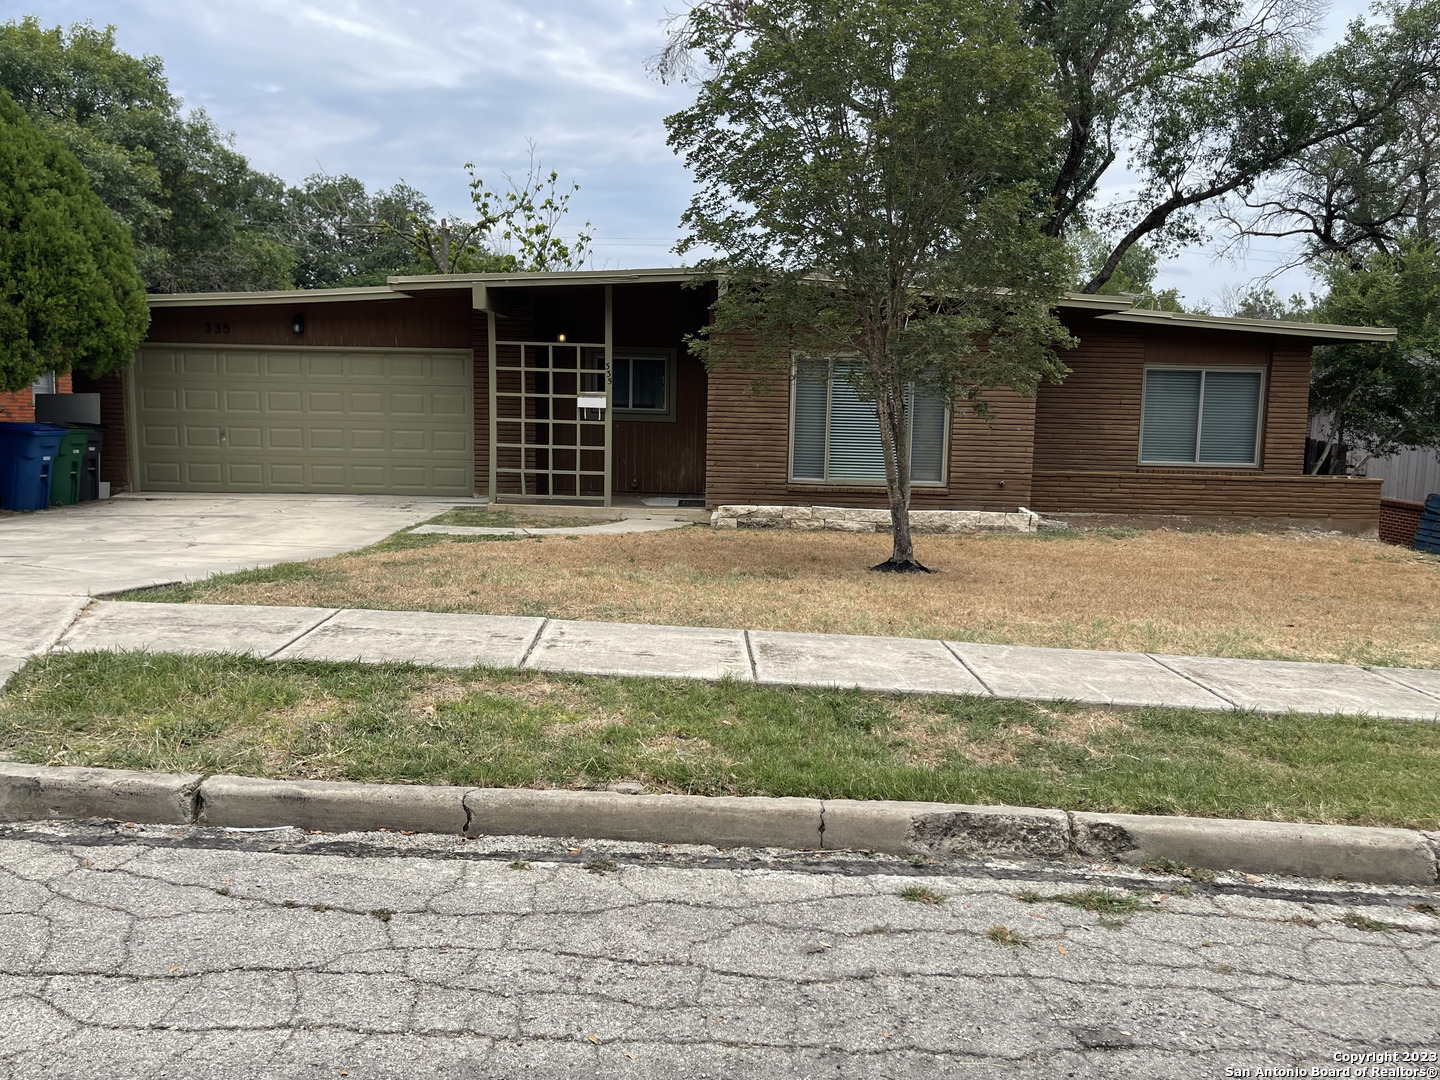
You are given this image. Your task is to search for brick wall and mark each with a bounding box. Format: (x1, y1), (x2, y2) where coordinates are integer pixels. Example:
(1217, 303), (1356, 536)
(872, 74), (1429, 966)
(1379, 498), (1424, 546)
(0, 373), (72, 422)
(69, 370), (130, 493)
(1031, 471), (1383, 531)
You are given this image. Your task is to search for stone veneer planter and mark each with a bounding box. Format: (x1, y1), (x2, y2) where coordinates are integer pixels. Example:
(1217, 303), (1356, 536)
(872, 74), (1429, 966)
(709, 505), (1040, 534)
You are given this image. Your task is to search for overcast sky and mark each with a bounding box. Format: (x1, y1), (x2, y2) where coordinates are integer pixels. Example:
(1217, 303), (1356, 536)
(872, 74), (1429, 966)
(8, 0), (1379, 307)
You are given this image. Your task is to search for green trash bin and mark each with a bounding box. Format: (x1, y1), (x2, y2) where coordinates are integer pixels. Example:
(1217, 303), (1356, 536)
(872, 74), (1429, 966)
(49, 427), (90, 506)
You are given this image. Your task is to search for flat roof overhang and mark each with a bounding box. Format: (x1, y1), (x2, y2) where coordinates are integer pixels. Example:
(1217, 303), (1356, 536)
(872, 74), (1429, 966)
(141, 268), (1396, 343)
(1092, 307), (1397, 344)
(145, 285), (405, 308)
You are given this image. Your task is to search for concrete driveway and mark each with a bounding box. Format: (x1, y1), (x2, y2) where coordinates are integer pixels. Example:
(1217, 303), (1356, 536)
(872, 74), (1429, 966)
(0, 492), (472, 679)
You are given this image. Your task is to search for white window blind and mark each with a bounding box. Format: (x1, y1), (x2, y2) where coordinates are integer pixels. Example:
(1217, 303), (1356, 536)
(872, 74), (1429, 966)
(791, 361), (828, 481)
(790, 361), (948, 485)
(1141, 367), (1263, 466)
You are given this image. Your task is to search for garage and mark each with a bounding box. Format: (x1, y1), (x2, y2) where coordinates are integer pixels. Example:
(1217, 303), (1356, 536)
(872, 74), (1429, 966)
(132, 344), (473, 496)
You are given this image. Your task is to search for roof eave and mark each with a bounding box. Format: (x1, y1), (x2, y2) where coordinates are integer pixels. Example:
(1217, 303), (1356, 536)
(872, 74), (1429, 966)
(387, 268), (707, 290)
(1096, 308), (1397, 343)
(145, 286), (403, 308)
(1055, 292), (1138, 314)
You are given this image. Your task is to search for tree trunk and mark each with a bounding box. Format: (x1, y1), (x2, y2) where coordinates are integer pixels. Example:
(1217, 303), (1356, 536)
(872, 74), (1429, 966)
(871, 382), (930, 573)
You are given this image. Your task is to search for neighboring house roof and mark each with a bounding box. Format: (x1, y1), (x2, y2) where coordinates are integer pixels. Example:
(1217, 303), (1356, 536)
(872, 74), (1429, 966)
(144, 267), (1396, 344)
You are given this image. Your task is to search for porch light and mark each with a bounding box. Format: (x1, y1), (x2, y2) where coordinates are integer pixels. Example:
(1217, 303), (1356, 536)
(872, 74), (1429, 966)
(291, 313), (305, 336)
(557, 333), (566, 342)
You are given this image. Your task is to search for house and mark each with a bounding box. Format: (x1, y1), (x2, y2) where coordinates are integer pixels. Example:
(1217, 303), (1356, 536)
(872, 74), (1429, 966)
(71, 268), (1391, 532)
(0, 372), (74, 423)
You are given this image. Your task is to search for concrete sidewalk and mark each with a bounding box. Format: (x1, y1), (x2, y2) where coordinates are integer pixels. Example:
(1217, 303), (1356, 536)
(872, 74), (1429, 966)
(26, 599), (1440, 721)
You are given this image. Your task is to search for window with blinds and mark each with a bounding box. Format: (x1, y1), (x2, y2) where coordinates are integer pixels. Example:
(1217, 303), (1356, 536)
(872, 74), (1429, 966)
(790, 360), (948, 485)
(1140, 367), (1264, 466)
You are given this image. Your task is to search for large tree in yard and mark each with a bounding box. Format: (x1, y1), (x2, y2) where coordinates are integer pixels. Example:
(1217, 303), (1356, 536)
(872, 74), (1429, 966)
(665, 0), (1075, 571)
(659, 0), (1440, 292)
(0, 17), (294, 292)
(1307, 236), (1440, 475)
(0, 89), (148, 392)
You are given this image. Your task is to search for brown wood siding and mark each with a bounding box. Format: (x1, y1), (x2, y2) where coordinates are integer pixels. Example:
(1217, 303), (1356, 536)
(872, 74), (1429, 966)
(1031, 471), (1381, 524)
(705, 365), (791, 507)
(704, 359), (1035, 510)
(946, 391), (1035, 510)
(1035, 321), (1315, 476)
(70, 370), (130, 493)
(146, 293), (473, 349)
(612, 284), (710, 495)
(1264, 343), (1311, 474)
(612, 353), (708, 494)
(1034, 324), (1146, 471)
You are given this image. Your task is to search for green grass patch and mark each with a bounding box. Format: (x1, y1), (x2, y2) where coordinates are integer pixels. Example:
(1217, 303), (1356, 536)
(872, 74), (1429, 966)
(1340, 912), (1393, 933)
(424, 508), (610, 530)
(1017, 889), (1150, 915)
(987, 925), (1029, 947)
(899, 885), (945, 905)
(2, 651), (1439, 828)
(1141, 858), (1217, 882)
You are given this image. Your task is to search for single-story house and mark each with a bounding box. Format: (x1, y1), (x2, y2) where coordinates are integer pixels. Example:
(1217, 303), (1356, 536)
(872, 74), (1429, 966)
(66, 268), (1391, 530)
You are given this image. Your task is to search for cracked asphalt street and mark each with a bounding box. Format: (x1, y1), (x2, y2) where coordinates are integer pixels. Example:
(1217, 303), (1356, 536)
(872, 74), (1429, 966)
(0, 822), (1436, 1079)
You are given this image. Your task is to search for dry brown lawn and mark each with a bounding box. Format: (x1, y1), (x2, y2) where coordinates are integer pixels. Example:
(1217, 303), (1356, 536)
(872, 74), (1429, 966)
(143, 524), (1440, 668)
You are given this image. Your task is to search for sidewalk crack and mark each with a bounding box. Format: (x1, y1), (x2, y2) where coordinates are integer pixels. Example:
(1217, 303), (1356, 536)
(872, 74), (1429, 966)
(743, 631), (759, 682)
(518, 619), (548, 670)
(265, 608), (341, 660)
(1145, 654), (1237, 709)
(44, 597), (96, 656)
(942, 641), (993, 696)
(1365, 666), (1440, 705)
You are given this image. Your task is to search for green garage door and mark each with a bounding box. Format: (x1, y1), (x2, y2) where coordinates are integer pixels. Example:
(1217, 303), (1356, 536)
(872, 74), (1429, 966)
(133, 345), (473, 495)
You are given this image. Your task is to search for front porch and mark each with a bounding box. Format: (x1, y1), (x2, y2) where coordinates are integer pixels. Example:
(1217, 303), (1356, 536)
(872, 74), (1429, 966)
(481, 280), (711, 506)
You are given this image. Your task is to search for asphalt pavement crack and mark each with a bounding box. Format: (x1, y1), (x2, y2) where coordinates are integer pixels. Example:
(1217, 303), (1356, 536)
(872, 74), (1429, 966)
(1, 823), (1434, 1078)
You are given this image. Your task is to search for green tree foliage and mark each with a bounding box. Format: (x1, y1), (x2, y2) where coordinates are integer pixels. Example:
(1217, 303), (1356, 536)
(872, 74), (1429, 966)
(408, 147), (592, 275)
(284, 173), (436, 288)
(0, 17), (292, 292)
(0, 90), (148, 392)
(1073, 230), (1187, 310)
(658, 1), (1440, 292)
(1032, 0), (1440, 290)
(1308, 237), (1440, 473)
(1223, 285), (1312, 321)
(665, 0), (1075, 570)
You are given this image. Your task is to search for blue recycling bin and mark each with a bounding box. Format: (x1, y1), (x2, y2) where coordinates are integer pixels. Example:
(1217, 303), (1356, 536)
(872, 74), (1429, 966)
(0, 422), (68, 511)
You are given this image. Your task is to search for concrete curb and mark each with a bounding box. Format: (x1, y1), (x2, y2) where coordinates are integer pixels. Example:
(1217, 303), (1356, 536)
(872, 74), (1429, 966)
(1071, 811), (1437, 886)
(0, 763), (1435, 886)
(198, 774), (471, 835)
(0, 762), (203, 825)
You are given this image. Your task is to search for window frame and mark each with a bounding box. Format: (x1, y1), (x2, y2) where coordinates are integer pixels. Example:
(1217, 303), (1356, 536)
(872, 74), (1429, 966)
(787, 358), (950, 487)
(1138, 364), (1267, 468)
(610, 348), (677, 423)
(30, 371), (56, 401)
